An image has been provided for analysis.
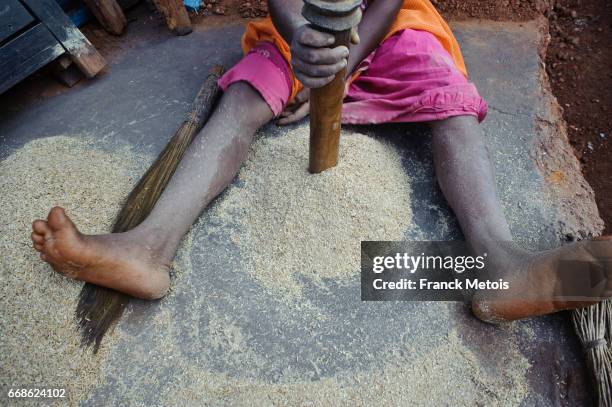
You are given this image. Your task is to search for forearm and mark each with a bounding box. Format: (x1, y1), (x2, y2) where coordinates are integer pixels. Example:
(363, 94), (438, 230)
(346, 0), (403, 77)
(268, 0), (308, 44)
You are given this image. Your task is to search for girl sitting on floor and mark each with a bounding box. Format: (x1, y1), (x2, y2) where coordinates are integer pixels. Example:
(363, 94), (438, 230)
(32, 0), (611, 322)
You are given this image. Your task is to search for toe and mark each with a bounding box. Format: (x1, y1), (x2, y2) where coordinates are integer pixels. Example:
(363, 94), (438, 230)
(33, 242), (43, 251)
(47, 206), (73, 231)
(31, 232), (44, 244)
(32, 220), (51, 238)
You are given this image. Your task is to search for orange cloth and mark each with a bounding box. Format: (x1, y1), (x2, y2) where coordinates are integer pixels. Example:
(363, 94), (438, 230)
(241, 0), (467, 101)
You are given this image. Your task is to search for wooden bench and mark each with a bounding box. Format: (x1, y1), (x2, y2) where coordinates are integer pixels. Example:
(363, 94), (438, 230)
(0, 0), (106, 94)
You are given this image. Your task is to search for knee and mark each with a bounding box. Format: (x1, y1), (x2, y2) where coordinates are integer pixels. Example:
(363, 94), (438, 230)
(430, 115), (479, 135)
(430, 115), (486, 153)
(222, 82), (273, 130)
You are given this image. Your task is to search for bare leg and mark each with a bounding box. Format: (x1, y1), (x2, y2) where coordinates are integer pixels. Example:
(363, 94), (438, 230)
(430, 116), (612, 322)
(31, 82), (274, 299)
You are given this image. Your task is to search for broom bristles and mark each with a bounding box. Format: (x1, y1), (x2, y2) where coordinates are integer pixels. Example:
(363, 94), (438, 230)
(572, 302), (612, 406)
(76, 65), (225, 351)
(606, 300), (612, 351)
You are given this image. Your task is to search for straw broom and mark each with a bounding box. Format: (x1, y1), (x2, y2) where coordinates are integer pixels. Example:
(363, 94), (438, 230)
(76, 65), (225, 351)
(572, 301), (612, 406)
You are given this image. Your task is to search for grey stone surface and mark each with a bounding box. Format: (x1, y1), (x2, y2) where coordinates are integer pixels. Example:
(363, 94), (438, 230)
(0, 15), (596, 406)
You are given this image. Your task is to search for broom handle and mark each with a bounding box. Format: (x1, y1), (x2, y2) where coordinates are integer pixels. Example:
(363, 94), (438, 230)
(187, 64), (225, 129)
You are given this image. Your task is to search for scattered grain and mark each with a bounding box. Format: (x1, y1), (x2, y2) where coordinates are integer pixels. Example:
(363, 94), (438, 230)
(0, 136), (149, 405)
(206, 129), (413, 297)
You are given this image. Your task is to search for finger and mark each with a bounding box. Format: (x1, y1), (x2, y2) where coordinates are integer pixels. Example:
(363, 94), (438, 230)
(285, 91), (308, 109)
(294, 70), (336, 89)
(277, 102), (310, 125)
(292, 58), (347, 78)
(294, 89), (310, 104)
(282, 98), (307, 115)
(277, 115), (303, 125)
(293, 45), (349, 65)
(293, 101), (310, 118)
(282, 101), (298, 113)
(350, 27), (360, 45)
(298, 26), (335, 47)
(280, 106), (299, 117)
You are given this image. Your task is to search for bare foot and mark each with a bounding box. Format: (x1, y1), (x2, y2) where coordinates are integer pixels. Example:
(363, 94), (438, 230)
(472, 238), (612, 322)
(31, 207), (171, 300)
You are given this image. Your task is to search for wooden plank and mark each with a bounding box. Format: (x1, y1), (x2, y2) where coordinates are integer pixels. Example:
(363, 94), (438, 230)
(151, 0), (192, 36)
(0, 23), (59, 67)
(0, 0), (35, 43)
(20, 0), (106, 77)
(0, 23), (64, 94)
(82, 0), (126, 35)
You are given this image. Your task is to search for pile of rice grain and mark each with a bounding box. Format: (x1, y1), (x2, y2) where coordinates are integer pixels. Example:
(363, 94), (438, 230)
(0, 136), (148, 404)
(206, 128), (413, 296)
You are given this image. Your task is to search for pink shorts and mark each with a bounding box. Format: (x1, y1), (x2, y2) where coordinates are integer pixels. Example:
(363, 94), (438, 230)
(218, 29), (488, 124)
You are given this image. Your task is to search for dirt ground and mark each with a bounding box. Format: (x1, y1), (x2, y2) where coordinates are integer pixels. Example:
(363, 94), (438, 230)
(545, 0), (612, 234)
(433, 0), (548, 20)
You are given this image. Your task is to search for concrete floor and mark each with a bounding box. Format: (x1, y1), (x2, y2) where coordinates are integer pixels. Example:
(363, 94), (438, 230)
(0, 10), (602, 406)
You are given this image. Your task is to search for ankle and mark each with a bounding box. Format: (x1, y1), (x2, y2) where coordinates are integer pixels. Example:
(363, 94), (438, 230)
(126, 225), (181, 261)
(468, 239), (527, 266)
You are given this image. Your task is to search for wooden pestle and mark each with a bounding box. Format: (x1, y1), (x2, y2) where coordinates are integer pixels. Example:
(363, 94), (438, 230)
(302, 0), (362, 174)
(308, 29), (351, 173)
